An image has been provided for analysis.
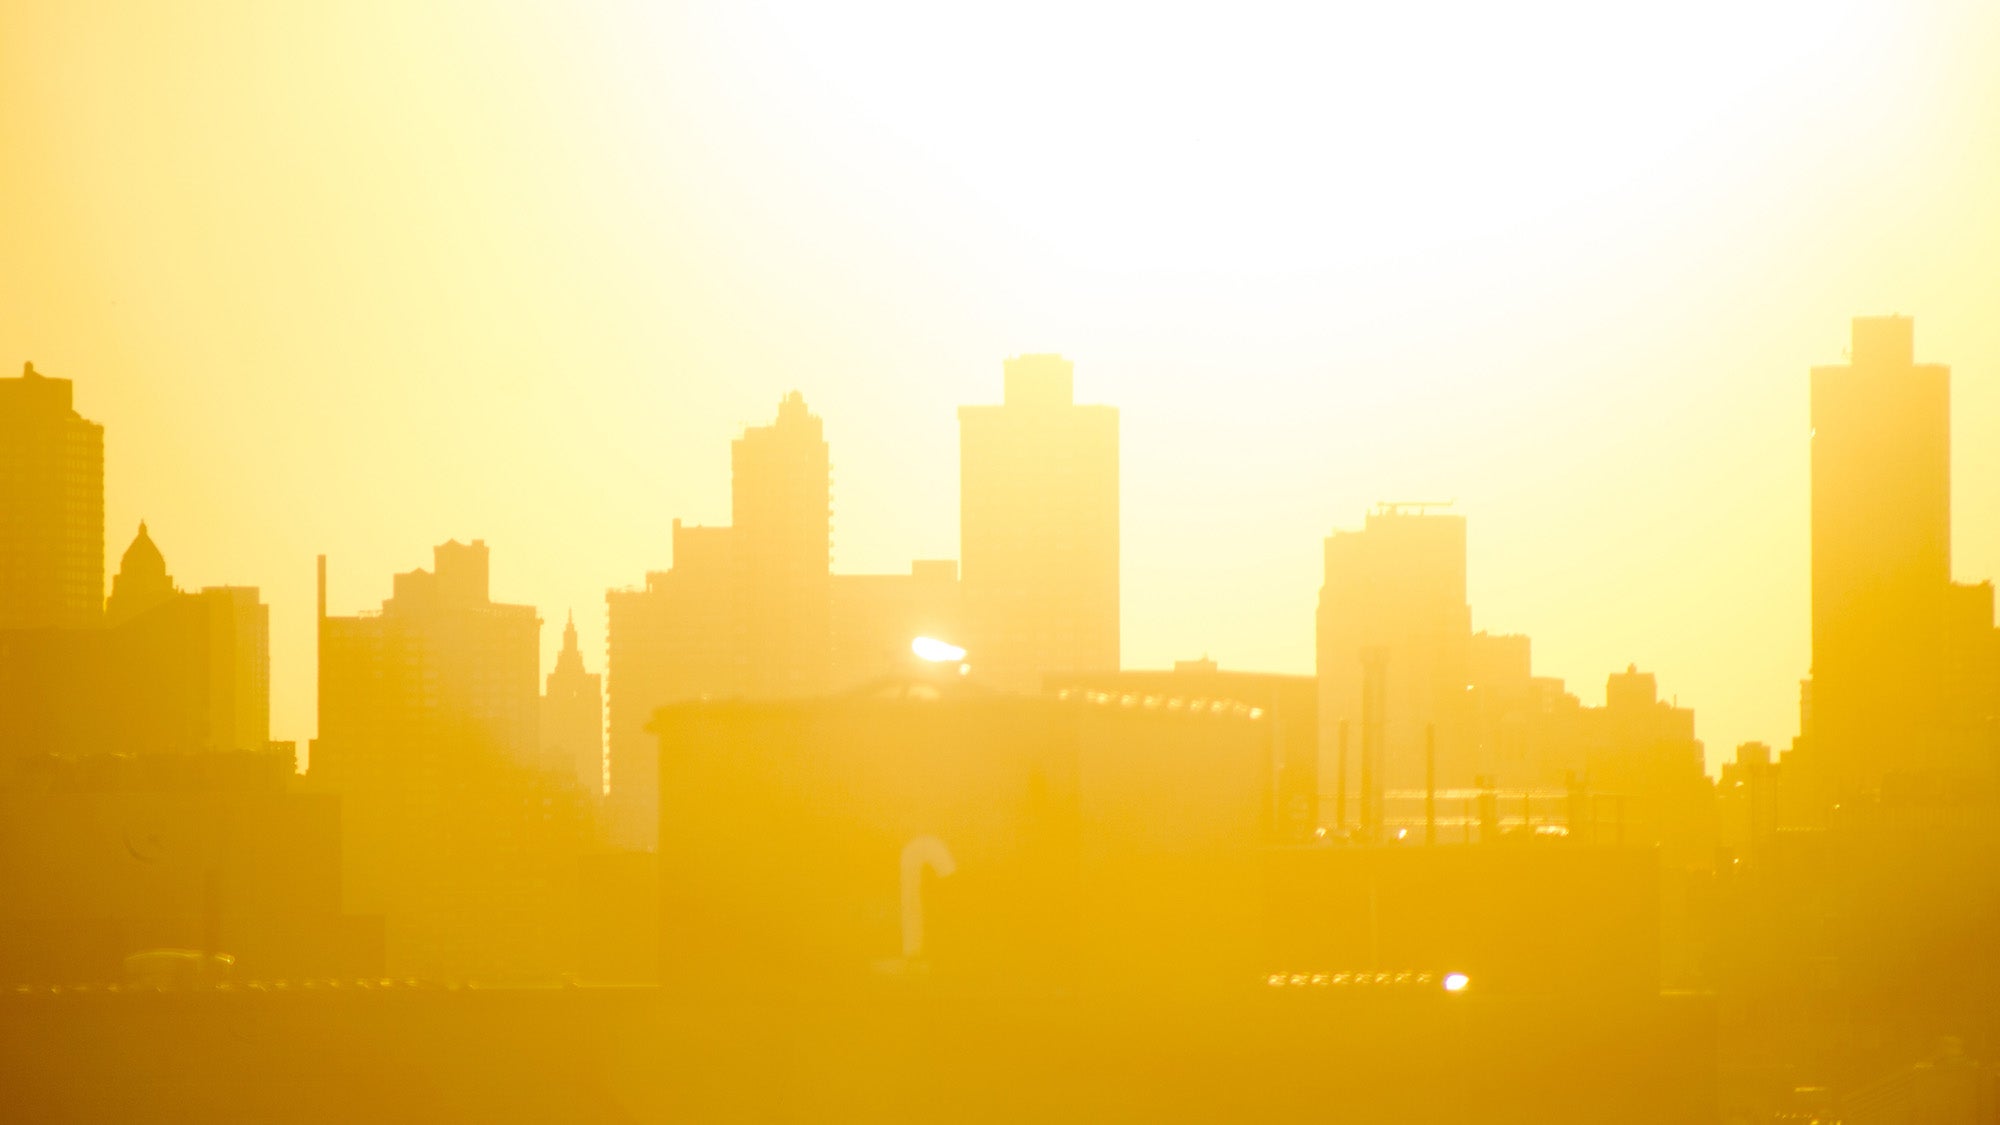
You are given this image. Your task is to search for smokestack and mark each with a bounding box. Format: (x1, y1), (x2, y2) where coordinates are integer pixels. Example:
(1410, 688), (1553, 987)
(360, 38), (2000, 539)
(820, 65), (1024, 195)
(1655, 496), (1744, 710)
(1335, 720), (1349, 832)
(1360, 647), (1388, 843)
(1425, 723), (1437, 845)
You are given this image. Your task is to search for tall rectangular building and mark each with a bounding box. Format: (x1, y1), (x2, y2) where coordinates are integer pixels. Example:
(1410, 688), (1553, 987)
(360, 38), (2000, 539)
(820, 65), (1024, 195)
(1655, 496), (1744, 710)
(731, 390), (832, 699)
(603, 393), (835, 851)
(0, 362), (104, 630)
(1316, 506), (1473, 825)
(959, 355), (1119, 693)
(1806, 316), (1997, 793)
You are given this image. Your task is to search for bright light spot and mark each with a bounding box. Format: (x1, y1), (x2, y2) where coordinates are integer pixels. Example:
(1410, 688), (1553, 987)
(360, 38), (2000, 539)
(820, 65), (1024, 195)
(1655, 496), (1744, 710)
(1443, 972), (1470, 993)
(911, 637), (966, 663)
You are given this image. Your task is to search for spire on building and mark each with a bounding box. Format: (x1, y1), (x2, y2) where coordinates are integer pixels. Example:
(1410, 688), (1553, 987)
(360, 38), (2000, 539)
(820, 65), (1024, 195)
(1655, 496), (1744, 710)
(554, 609), (586, 676)
(542, 606), (604, 797)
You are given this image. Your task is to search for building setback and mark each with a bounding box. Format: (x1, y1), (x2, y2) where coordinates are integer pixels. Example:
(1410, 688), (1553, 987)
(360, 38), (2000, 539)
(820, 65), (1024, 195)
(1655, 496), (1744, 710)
(958, 354), (1119, 693)
(732, 390), (832, 700)
(604, 393), (965, 849)
(1804, 316), (2000, 798)
(605, 519), (736, 848)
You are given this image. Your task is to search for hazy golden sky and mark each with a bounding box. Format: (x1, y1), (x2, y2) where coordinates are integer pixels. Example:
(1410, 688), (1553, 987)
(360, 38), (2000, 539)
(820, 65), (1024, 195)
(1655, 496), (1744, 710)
(5, 1), (1998, 767)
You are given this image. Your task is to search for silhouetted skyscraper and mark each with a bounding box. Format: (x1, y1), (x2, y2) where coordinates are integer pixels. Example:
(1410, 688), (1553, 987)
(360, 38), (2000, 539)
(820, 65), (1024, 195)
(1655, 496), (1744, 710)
(606, 394), (948, 847)
(1582, 664), (1707, 857)
(184, 584), (272, 754)
(959, 355), (1119, 692)
(317, 538), (541, 780)
(0, 362), (104, 630)
(1316, 505), (1473, 823)
(605, 519), (735, 848)
(542, 611), (604, 796)
(314, 540), (580, 979)
(731, 390), (832, 699)
(1464, 631), (1587, 790)
(1806, 316), (1998, 795)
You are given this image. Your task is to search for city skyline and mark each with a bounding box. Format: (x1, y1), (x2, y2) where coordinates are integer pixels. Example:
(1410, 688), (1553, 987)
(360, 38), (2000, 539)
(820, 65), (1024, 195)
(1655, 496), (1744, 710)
(12, 315), (2000, 776)
(9, 4), (2000, 768)
(9, 6), (2000, 1120)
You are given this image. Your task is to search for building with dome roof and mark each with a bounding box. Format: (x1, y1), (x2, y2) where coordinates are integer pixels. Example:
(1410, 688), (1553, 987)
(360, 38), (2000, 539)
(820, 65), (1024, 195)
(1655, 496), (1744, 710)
(105, 520), (173, 625)
(97, 521), (270, 757)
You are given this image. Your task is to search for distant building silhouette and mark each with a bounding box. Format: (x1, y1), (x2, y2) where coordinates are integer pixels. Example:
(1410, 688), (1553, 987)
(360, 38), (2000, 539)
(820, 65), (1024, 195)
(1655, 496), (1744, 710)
(316, 538), (540, 780)
(1464, 630), (1586, 789)
(959, 355), (1119, 692)
(606, 520), (736, 847)
(1316, 505), (1473, 824)
(606, 395), (963, 848)
(1591, 666), (1703, 796)
(733, 390), (832, 699)
(1696, 314), (2000, 1110)
(314, 540), (585, 979)
(1580, 665), (1708, 860)
(1314, 507), (1708, 857)
(100, 523), (270, 754)
(1804, 316), (2000, 798)
(541, 611), (604, 796)
(0, 361), (104, 630)
(0, 520), (268, 765)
